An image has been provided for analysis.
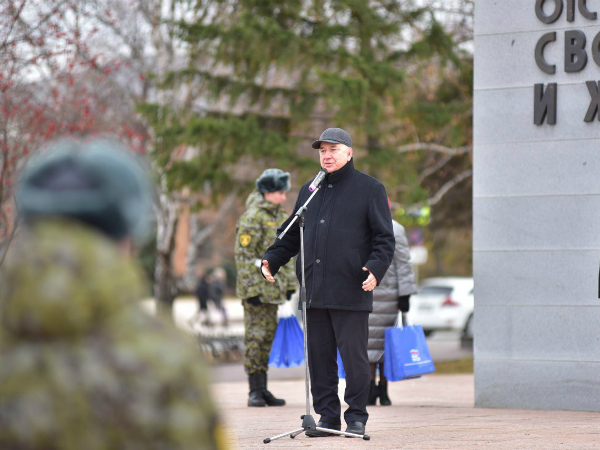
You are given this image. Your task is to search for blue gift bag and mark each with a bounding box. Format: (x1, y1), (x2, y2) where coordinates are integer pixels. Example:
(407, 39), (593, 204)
(337, 349), (346, 378)
(383, 325), (435, 381)
(268, 314), (305, 368)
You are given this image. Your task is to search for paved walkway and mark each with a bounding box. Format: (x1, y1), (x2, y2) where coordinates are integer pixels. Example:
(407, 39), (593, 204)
(212, 374), (600, 449)
(140, 298), (600, 447)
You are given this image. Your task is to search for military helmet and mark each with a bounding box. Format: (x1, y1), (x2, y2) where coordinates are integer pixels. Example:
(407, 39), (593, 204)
(16, 139), (153, 242)
(256, 168), (290, 194)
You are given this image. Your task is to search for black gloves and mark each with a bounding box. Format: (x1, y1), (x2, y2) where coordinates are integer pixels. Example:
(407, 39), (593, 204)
(246, 293), (294, 305)
(246, 296), (262, 306)
(246, 291), (296, 306)
(398, 295), (410, 313)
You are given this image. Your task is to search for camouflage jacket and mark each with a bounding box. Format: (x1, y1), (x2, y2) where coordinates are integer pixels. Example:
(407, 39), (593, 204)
(0, 221), (227, 450)
(235, 190), (296, 304)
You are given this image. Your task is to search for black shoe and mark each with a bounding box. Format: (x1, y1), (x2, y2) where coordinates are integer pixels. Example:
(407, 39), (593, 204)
(247, 373), (266, 407)
(378, 380), (391, 406)
(367, 380), (378, 405)
(344, 421), (365, 436)
(259, 372), (285, 406)
(262, 389), (285, 406)
(305, 421), (341, 437)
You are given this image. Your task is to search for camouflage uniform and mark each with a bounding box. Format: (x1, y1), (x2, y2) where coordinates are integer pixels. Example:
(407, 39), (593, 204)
(0, 222), (228, 450)
(235, 189), (296, 375)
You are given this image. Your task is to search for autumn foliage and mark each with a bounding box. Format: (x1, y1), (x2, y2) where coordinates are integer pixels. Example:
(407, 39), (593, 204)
(0, 0), (148, 244)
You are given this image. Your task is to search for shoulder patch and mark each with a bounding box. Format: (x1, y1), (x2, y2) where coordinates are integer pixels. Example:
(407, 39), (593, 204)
(240, 234), (252, 247)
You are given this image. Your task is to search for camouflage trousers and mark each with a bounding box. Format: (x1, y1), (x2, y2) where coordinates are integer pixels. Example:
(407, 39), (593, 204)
(243, 300), (279, 375)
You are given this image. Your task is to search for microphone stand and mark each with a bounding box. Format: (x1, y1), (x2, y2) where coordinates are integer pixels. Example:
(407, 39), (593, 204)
(263, 184), (371, 443)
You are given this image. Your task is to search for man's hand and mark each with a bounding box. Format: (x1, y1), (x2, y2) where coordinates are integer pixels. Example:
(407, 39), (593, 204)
(261, 260), (275, 282)
(362, 267), (377, 291)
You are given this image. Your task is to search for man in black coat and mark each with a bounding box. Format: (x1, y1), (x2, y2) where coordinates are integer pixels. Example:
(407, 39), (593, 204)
(261, 128), (395, 437)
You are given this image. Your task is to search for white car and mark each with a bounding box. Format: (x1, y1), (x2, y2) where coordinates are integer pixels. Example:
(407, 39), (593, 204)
(407, 277), (474, 337)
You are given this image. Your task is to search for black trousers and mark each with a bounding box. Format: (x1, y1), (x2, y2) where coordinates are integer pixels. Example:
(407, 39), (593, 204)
(306, 308), (370, 425)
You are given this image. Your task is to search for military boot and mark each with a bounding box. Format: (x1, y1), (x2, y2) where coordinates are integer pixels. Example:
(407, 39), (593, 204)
(248, 373), (266, 407)
(378, 379), (391, 406)
(260, 372), (285, 406)
(367, 380), (378, 405)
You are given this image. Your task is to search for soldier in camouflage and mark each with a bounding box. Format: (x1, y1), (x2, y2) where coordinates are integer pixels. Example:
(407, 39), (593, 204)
(234, 168), (296, 407)
(0, 140), (227, 449)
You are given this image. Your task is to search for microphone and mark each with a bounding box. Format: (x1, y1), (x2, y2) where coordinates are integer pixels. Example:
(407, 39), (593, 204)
(308, 168), (328, 192)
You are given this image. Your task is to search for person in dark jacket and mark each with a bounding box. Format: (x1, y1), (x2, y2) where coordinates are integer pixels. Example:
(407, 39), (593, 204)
(191, 267), (228, 328)
(210, 267), (228, 326)
(261, 128), (395, 437)
(193, 270), (214, 326)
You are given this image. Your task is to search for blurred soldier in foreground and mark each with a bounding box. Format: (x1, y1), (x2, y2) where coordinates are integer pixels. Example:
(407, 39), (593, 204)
(234, 169), (296, 407)
(0, 139), (227, 449)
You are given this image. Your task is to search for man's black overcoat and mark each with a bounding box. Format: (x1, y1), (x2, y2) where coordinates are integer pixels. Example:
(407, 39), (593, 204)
(262, 159), (395, 312)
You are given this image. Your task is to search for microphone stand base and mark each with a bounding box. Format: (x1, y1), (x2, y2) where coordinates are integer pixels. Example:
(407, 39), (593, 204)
(263, 414), (371, 443)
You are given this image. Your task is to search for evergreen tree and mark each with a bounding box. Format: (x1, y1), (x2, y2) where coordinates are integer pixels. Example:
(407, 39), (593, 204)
(161, 0), (472, 191)
(391, 2), (473, 276)
(150, 0), (453, 179)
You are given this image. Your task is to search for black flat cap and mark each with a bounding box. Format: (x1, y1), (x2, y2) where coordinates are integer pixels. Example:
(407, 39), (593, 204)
(312, 128), (352, 149)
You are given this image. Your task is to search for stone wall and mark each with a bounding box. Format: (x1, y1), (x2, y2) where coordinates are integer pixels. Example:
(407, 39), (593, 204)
(474, 0), (600, 411)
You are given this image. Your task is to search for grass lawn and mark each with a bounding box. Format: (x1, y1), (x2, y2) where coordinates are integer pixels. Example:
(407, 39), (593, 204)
(433, 357), (473, 374)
